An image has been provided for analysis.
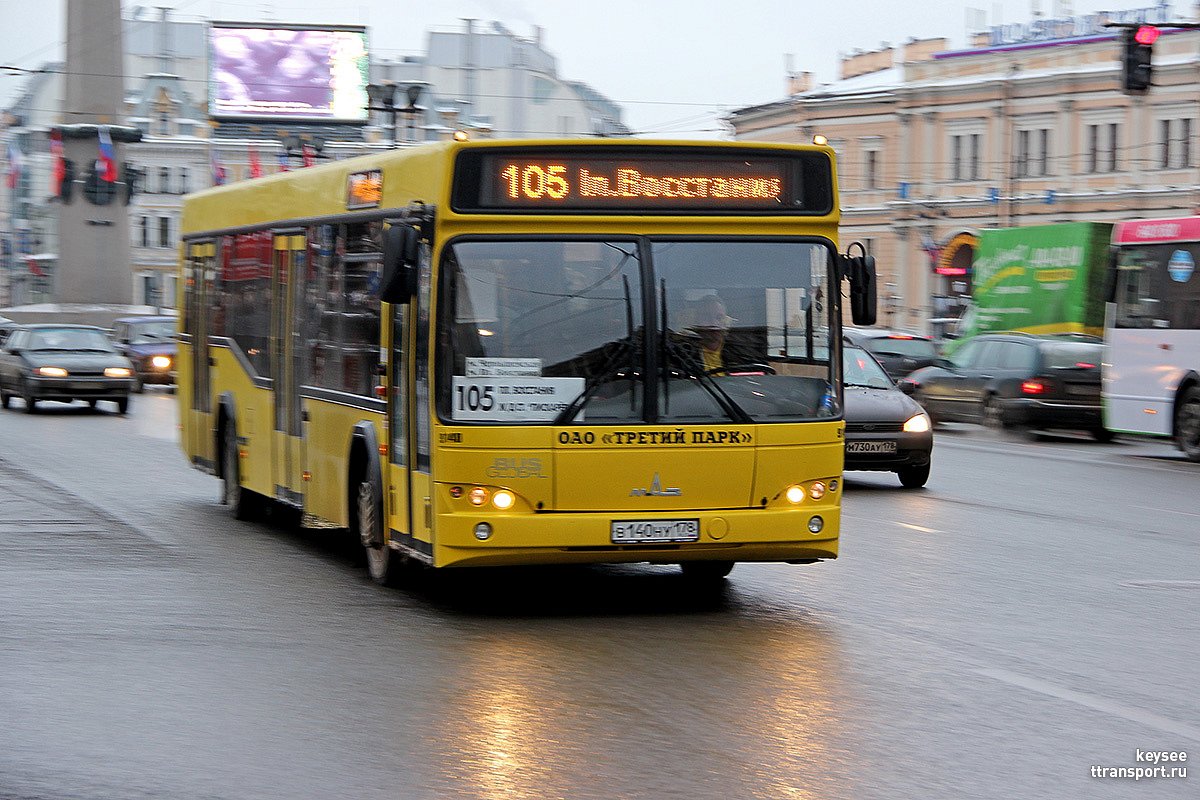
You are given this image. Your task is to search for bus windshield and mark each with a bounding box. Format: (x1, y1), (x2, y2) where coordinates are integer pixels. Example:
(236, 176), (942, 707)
(439, 238), (835, 425)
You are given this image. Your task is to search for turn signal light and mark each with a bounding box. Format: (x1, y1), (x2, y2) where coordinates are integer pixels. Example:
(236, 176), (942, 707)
(809, 481), (827, 501)
(468, 487), (489, 506)
(1021, 380), (1046, 395)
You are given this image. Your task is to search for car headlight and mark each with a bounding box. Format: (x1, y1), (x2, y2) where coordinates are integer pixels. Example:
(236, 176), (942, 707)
(104, 367), (133, 378)
(903, 413), (931, 433)
(36, 366), (68, 377)
(151, 355), (172, 370)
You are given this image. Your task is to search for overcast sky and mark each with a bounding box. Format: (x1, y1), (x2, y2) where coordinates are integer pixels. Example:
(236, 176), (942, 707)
(0, 0), (1185, 136)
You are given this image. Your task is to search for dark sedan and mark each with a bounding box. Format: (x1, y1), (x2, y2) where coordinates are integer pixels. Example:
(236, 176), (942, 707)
(0, 324), (135, 414)
(902, 332), (1108, 440)
(843, 344), (933, 488)
(843, 327), (940, 379)
(111, 316), (177, 392)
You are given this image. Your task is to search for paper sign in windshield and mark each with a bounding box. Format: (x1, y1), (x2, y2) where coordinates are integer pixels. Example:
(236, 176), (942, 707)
(464, 357), (543, 377)
(452, 376), (584, 422)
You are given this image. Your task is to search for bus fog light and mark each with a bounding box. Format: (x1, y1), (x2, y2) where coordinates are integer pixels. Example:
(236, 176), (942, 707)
(474, 522), (493, 540)
(785, 485), (806, 505)
(492, 490), (515, 510)
(468, 486), (489, 506)
(809, 481), (827, 500)
(808, 515), (825, 534)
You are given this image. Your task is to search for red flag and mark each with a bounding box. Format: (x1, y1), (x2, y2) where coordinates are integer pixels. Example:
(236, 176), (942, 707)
(248, 144), (262, 179)
(97, 125), (118, 183)
(302, 143), (314, 168)
(49, 130), (65, 195)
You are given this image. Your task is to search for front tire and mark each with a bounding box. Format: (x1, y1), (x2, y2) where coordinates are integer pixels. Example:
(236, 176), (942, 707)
(982, 396), (1014, 432)
(1176, 385), (1200, 462)
(115, 396), (130, 415)
(22, 380), (37, 414)
(897, 462), (931, 489)
(679, 560), (734, 582)
(358, 476), (403, 586)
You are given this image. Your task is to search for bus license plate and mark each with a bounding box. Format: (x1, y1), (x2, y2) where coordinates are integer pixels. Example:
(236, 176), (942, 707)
(847, 440), (897, 454)
(611, 519), (701, 544)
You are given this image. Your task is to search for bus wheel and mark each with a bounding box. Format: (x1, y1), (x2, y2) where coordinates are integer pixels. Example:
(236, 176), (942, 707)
(358, 477), (402, 586)
(223, 422), (260, 520)
(679, 561), (734, 582)
(1177, 385), (1200, 462)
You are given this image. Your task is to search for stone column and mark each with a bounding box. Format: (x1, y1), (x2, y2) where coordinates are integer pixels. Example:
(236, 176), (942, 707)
(56, 0), (137, 305)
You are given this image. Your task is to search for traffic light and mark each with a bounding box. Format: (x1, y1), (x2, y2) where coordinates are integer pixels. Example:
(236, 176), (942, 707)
(1122, 25), (1158, 94)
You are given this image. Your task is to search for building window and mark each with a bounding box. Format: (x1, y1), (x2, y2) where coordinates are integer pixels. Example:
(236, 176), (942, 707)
(159, 166), (171, 194)
(179, 167), (190, 194)
(1183, 119), (1193, 168)
(142, 274), (160, 307)
(1087, 124), (1098, 173)
(139, 216), (150, 248)
(1015, 128), (1051, 178)
(1159, 118), (1194, 169)
(970, 134), (981, 180)
(558, 116), (573, 135)
(1108, 123), (1119, 172)
(951, 135), (963, 181)
(864, 149), (879, 189)
(1160, 119), (1172, 169)
(1087, 124), (1119, 173)
(1015, 130), (1031, 178)
(158, 216), (171, 248)
(156, 113), (170, 136)
(1039, 129), (1050, 176)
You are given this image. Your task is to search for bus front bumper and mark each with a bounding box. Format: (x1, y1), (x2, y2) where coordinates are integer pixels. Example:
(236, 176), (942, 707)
(428, 504), (841, 568)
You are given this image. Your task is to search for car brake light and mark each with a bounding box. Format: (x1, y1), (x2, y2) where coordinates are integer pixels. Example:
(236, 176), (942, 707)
(889, 334), (914, 340)
(1021, 380), (1046, 395)
(1075, 362), (1096, 369)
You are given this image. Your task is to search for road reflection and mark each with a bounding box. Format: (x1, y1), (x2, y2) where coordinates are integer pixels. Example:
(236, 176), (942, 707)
(417, 566), (852, 800)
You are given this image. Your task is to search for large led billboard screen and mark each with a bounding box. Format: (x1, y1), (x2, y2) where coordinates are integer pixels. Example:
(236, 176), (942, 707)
(209, 23), (369, 122)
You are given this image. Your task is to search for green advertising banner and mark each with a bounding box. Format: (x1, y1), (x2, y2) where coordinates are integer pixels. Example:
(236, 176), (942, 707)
(965, 222), (1111, 339)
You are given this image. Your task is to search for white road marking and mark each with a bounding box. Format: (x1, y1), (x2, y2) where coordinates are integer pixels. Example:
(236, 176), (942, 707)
(896, 522), (939, 533)
(1132, 504), (1200, 519)
(977, 668), (1200, 743)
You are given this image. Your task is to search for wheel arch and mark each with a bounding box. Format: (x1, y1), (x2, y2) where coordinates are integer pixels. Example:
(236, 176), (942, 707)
(214, 391), (237, 479)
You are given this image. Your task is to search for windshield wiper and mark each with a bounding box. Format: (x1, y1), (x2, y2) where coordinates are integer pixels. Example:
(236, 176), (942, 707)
(660, 335), (752, 424)
(553, 339), (638, 425)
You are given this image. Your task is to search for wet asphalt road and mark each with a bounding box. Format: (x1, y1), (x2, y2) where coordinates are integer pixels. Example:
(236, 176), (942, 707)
(1, 391), (1197, 800)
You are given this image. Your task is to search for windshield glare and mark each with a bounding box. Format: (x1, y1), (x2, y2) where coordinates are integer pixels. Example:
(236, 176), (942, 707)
(843, 347), (893, 388)
(438, 238), (836, 424)
(28, 328), (115, 352)
(130, 321), (175, 343)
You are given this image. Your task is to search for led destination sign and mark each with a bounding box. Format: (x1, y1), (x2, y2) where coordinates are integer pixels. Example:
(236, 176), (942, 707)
(453, 148), (832, 214)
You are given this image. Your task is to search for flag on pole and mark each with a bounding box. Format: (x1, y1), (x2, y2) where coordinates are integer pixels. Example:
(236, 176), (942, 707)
(5, 141), (22, 189)
(301, 143), (314, 168)
(49, 130), (65, 195)
(210, 149), (226, 186)
(277, 150), (289, 173)
(248, 144), (262, 179)
(96, 125), (118, 183)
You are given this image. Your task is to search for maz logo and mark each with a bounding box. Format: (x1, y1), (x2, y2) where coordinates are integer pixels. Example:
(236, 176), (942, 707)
(630, 473), (682, 497)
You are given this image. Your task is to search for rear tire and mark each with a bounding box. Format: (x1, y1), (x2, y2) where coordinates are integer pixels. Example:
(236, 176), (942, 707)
(679, 561), (734, 582)
(982, 396), (1012, 432)
(1176, 385), (1200, 462)
(359, 476), (404, 586)
(0, 391), (10, 409)
(223, 421), (261, 520)
(1091, 427), (1115, 443)
(897, 462), (931, 489)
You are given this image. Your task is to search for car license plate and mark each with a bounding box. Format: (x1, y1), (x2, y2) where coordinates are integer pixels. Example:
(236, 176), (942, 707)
(846, 440), (897, 454)
(70, 381), (94, 391)
(611, 519), (700, 544)
(1067, 384), (1098, 397)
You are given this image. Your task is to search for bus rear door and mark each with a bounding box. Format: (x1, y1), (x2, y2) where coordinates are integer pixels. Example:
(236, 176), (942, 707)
(271, 232), (306, 504)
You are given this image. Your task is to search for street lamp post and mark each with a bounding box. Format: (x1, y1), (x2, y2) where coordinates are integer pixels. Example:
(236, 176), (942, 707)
(366, 82), (399, 147)
(399, 81), (428, 144)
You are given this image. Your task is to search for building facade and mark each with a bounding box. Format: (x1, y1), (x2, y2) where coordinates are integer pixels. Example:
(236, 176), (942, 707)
(730, 6), (1197, 333)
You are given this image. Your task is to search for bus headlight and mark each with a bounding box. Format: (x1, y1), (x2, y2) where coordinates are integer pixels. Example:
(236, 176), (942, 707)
(785, 485), (806, 505)
(903, 413), (931, 433)
(36, 366), (68, 377)
(492, 490), (515, 510)
(105, 367), (133, 378)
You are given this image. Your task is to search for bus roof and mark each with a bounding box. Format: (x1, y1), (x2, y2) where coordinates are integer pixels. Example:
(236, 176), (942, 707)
(1112, 216), (1200, 245)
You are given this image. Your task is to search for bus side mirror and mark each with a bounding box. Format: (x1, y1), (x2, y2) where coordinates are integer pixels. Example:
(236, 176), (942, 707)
(841, 248), (877, 327)
(380, 224), (420, 304)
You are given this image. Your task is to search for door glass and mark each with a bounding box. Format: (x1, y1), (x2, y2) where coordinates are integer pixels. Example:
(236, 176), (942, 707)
(391, 304), (407, 465)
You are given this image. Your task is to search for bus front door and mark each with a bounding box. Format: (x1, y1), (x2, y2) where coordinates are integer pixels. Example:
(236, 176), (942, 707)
(386, 302), (413, 553)
(271, 233), (306, 505)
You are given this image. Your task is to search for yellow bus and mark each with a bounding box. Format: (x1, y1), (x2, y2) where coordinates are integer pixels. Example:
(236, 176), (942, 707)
(178, 139), (876, 584)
